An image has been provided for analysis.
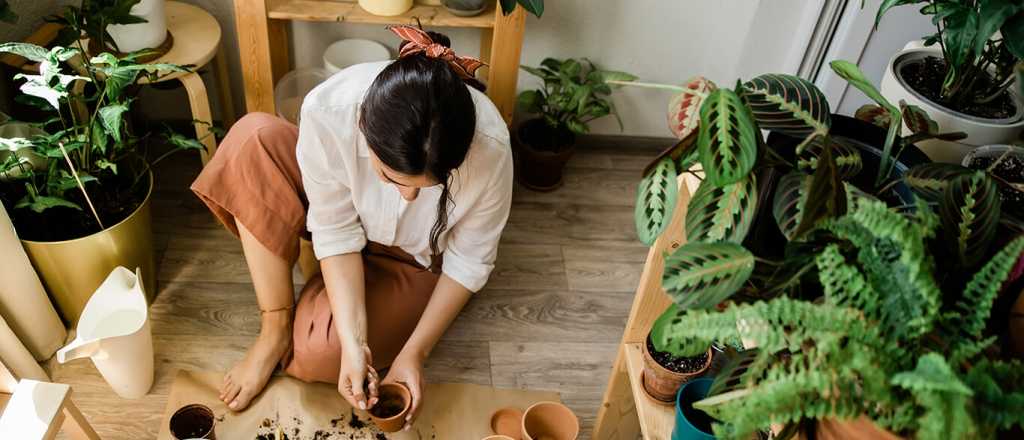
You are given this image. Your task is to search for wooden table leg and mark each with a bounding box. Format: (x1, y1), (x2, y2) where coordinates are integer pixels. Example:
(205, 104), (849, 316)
(234, 0), (278, 114)
(213, 50), (237, 129)
(178, 72), (217, 165)
(486, 5), (526, 125)
(61, 399), (100, 440)
(592, 345), (641, 440)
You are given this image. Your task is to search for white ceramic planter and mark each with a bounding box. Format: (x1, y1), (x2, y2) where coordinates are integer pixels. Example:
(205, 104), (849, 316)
(359, 0), (414, 16)
(879, 45), (1024, 163)
(107, 0), (167, 53)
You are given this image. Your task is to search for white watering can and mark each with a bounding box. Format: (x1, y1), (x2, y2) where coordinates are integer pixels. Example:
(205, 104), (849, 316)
(57, 267), (154, 399)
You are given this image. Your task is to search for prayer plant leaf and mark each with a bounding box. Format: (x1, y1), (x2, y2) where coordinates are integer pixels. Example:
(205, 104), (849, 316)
(797, 136), (863, 179)
(794, 137), (847, 238)
(905, 163), (972, 202)
(940, 171), (1001, 268)
(685, 173), (758, 244)
(662, 241), (755, 310)
(741, 73), (831, 137)
(855, 104), (891, 128)
(901, 99), (939, 135)
(697, 88), (758, 186)
(772, 172), (810, 241)
(634, 157), (678, 246)
(650, 304), (709, 358)
(667, 76), (716, 140)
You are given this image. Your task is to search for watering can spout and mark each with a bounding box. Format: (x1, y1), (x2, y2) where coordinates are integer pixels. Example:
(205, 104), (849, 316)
(56, 338), (99, 363)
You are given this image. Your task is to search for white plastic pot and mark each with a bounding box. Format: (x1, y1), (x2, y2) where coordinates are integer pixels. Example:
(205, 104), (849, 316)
(107, 0), (168, 53)
(880, 43), (1024, 163)
(274, 68), (332, 124)
(57, 267), (154, 399)
(359, 0), (414, 16)
(323, 39), (391, 73)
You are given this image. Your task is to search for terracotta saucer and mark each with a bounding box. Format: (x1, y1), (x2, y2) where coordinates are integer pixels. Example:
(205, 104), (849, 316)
(490, 407), (525, 440)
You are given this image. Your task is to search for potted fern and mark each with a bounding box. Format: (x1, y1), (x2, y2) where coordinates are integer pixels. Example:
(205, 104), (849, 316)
(515, 57), (634, 191)
(0, 42), (203, 323)
(624, 57), (1024, 437)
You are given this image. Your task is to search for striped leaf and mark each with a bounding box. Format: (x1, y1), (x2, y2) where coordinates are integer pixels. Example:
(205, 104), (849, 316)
(772, 172), (810, 240)
(634, 157), (679, 245)
(855, 104), (891, 128)
(697, 88), (759, 186)
(742, 73), (831, 137)
(940, 171), (1002, 267)
(667, 76), (717, 140)
(900, 100), (938, 135)
(685, 174), (758, 244)
(797, 136), (863, 179)
(905, 163), (971, 202)
(662, 242), (755, 310)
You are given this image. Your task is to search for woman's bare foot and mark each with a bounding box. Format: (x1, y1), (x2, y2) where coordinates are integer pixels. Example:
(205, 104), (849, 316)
(220, 311), (292, 411)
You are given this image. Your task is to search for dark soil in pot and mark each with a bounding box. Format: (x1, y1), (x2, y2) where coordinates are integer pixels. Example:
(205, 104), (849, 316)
(646, 337), (709, 374)
(900, 56), (1018, 120)
(369, 395), (405, 419)
(1, 167), (149, 241)
(514, 118), (577, 191)
(967, 154), (1024, 218)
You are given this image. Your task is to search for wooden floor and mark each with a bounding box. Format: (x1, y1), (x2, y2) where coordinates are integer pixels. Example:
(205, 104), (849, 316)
(47, 143), (659, 439)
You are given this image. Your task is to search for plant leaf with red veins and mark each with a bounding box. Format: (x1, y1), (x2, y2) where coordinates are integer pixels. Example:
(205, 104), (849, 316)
(667, 76), (716, 140)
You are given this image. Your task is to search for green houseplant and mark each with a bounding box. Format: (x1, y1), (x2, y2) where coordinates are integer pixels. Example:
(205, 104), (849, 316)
(626, 58), (1024, 437)
(875, 0), (1024, 162)
(515, 57), (635, 191)
(0, 41), (204, 322)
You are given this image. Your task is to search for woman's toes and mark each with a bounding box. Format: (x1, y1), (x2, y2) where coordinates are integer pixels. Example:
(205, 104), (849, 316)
(231, 387), (256, 411)
(222, 383), (241, 404)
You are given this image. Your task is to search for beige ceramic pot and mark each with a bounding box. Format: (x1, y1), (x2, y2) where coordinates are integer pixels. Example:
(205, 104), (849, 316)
(641, 337), (713, 404)
(521, 401), (579, 440)
(359, 0), (414, 16)
(21, 175), (156, 324)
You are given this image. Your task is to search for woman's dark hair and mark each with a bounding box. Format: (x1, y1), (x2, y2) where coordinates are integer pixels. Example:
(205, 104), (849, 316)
(359, 31), (482, 257)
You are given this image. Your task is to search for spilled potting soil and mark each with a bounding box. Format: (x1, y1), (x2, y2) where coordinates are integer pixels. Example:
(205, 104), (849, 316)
(249, 409), (434, 440)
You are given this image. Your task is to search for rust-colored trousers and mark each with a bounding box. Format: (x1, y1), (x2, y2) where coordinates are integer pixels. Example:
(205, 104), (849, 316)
(191, 112), (440, 384)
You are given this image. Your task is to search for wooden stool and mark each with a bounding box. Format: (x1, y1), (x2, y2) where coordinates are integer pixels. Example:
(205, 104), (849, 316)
(0, 359), (100, 440)
(141, 1), (237, 165)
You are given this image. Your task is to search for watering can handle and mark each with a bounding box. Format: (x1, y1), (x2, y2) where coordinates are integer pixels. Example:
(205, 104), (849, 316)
(56, 339), (100, 363)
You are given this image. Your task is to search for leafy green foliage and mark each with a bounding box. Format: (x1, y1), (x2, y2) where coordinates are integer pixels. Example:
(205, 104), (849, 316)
(796, 136), (863, 179)
(518, 57), (635, 135)
(950, 236), (1024, 338)
(650, 304), (708, 358)
(793, 136), (847, 238)
(51, 0), (148, 52)
(685, 174), (757, 244)
(697, 89), (758, 186)
(892, 354), (976, 440)
(772, 172), (809, 240)
(741, 73), (831, 137)
(634, 157), (678, 246)
(939, 171), (1001, 267)
(904, 162), (971, 201)
(499, 0), (543, 17)
(661, 242), (754, 310)
(829, 60), (902, 185)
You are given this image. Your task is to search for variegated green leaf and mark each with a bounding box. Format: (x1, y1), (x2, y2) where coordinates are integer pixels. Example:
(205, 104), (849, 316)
(685, 174), (758, 244)
(905, 163), (971, 202)
(797, 136), (863, 179)
(667, 76), (716, 140)
(634, 157), (678, 245)
(662, 241), (755, 310)
(697, 88), (758, 186)
(742, 73), (831, 137)
(773, 172), (810, 241)
(940, 171), (1002, 267)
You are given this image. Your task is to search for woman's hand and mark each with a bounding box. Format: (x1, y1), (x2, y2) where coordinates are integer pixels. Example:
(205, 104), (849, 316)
(382, 353), (425, 431)
(338, 343), (379, 410)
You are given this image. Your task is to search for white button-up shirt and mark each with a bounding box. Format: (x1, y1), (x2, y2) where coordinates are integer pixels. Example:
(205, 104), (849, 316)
(295, 61), (513, 292)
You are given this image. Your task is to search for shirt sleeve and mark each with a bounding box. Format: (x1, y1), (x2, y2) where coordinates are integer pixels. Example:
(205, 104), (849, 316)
(441, 146), (514, 292)
(295, 106), (367, 259)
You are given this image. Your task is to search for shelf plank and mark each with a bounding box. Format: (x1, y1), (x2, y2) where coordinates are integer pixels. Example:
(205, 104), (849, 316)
(623, 342), (676, 440)
(268, 0), (496, 28)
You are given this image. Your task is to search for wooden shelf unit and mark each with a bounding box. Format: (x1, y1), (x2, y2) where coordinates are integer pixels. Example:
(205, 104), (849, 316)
(592, 172), (702, 440)
(234, 0), (526, 124)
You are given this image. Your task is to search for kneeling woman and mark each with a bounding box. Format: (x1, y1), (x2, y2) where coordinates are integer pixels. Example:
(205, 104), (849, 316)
(191, 27), (513, 430)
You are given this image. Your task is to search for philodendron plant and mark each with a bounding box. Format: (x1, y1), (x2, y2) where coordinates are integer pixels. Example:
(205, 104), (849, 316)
(0, 42), (206, 240)
(625, 60), (1024, 437)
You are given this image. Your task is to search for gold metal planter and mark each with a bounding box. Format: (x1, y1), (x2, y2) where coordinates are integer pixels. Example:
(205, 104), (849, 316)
(21, 176), (156, 325)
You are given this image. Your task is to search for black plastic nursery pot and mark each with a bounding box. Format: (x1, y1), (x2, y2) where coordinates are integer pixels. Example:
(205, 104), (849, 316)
(514, 118), (577, 192)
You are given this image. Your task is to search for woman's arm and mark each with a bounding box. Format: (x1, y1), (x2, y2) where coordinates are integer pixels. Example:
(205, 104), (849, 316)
(320, 252), (378, 410)
(382, 275), (473, 429)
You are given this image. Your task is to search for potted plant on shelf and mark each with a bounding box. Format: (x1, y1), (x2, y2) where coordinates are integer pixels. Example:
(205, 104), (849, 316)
(875, 0), (1024, 163)
(0, 42), (204, 324)
(515, 57), (635, 191)
(641, 303), (714, 404)
(624, 57), (1024, 437)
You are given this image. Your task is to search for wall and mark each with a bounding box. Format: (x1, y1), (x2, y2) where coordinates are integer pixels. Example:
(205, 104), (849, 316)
(0, 0), (61, 112)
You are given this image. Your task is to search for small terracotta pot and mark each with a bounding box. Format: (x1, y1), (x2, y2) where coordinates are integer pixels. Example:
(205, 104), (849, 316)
(369, 383), (412, 433)
(483, 436), (516, 440)
(490, 407), (524, 439)
(811, 416), (903, 440)
(641, 337), (713, 404)
(521, 401), (579, 440)
(169, 404), (216, 439)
